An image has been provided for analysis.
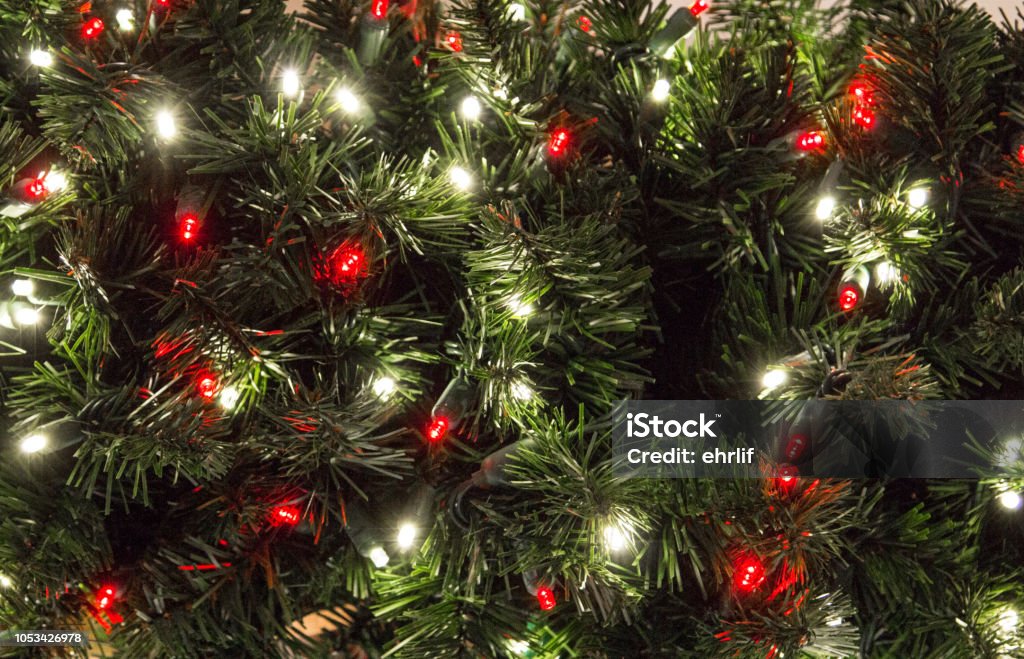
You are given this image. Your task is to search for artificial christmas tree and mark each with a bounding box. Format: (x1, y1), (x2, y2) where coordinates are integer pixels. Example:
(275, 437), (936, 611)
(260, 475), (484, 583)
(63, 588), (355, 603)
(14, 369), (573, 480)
(0, 0), (1022, 656)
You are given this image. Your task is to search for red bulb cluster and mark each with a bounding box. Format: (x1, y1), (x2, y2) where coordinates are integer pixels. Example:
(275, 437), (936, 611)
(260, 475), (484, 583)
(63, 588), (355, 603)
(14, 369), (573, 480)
(690, 0), (710, 17)
(536, 585), (557, 610)
(838, 283), (861, 312)
(445, 31), (463, 52)
(96, 585), (116, 610)
(371, 0), (388, 20)
(548, 128), (570, 157)
(83, 17), (105, 40)
(426, 415), (449, 443)
(1016, 144), (1024, 165)
(25, 176), (48, 200)
(774, 464), (800, 494)
(180, 213), (199, 242)
(852, 106), (876, 129)
(270, 505), (301, 527)
(196, 371), (219, 400)
(577, 15), (592, 32)
(784, 433), (807, 462)
(849, 79), (877, 130)
(733, 554), (766, 594)
(796, 131), (826, 152)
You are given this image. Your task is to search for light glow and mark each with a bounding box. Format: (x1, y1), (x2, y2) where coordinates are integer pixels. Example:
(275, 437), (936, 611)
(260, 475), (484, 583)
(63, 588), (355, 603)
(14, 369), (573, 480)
(116, 8), (135, 31)
(369, 546), (390, 568)
(29, 49), (53, 67)
(19, 433), (48, 454)
(652, 78), (671, 102)
(11, 279), (35, 297)
(218, 386), (241, 410)
(507, 3), (526, 21)
(460, 96), (482, 121)
(506, 294), (533, 318)
(396, 522), (418, 550)
(815, 195), (836, 221)
(336, 87), (361, 114)
(762, 369), (787, 391)
(602, 520), (632, 552)
(998, 490), (1022, 511)
(282, 69), (301, 98)
(14, 306), (40, 326)
(449, 166), (473, 191)
(999, 607), (1019, 634)
(372, 376), (397, 399)
(906, 187), (929, 209)
(155, 110), (177, 139)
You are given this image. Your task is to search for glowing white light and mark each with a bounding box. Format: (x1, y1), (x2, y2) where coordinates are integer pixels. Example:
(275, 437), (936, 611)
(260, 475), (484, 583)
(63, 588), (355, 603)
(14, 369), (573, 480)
(602, 520), (632, 552)
(826, 617), (844, 627)
(652, 78), (671, 102)
(43, 169), (68, 193)
(336, 87), (361, 114)
(460, 96), (483, 121)
(281, 69), (301, 98)
(507, 3), (527, 21)
(19, 433), (48, 454)
(506, 294), (533, 318)
(449, 166), (473, 191)
(511, 380), (533, 401)
(907, 187), (929, 209)
(155, 110), (177, 139)
(875, 261), (899, 286)
(493, 86), (509, 100)
(396, 522), (418, 550)
(29, 49), (53, 67)
(218, 386), (241, 410)
(507, 639), (530, 656)
(999, 607), (1019, 634)
(998, 490), (1022, 511)
(0, 574), (10, 588)
(368, 546), (390, 568)
(372, 376), (397, 399)
(116, 8), (135, 31)
(14, 307), (40, 326)
(815, 195), (836, 221)
(762, 369), (787, 391)
(11, 279), (34, 297)
(903, 229), (921, 239)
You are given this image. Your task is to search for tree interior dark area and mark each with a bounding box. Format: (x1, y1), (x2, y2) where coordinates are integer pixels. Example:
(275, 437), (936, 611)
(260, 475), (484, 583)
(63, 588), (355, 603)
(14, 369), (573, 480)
(0, 0), (1023, 656)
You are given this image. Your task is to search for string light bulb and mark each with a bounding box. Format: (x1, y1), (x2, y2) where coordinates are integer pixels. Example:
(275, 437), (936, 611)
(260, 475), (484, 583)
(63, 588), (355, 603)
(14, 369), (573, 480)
(11, 279), (34, 297)
(998, 490), (1022, 511)
(652, 78), (671, 102)
(180, 213), (199, 242)
(116, 8), (135, 31)
(733, 554), (767, 594)
(602, 519), (632, 553)
(536, 585), (557, 611)
(690, 0), (710, 17)
(999, 607), (1019, 634)
(761, 369), (787, 391)
(507, 3), (526, 21)
(449, 166), (473, 191)
(875, 261), (899, 286)
(82, 17), (105, 40)
(96, 585), (116, 610)
(796, 131), (826, 152)
(460, 96), (482, 121)
(506, 294), (534, 318)
(368, 546), (390, 568)
(906, 187), (929, 209)
(281, 69), (301, 98)
(270, 505), (301, 526)
(19, 433), (48, 454)
(426, 415), (449, 442)
(0, 574), (11, 588)
(155, 110), (177, 140)
(396, 522), (418, 550)
(372, 375), (397, 399)
(336, 87), (361, 114)
(218, 386), (241, 410)
(548, 128), (570, 157)
(815, 195), (836, 221)
(29, 49), (53, 67)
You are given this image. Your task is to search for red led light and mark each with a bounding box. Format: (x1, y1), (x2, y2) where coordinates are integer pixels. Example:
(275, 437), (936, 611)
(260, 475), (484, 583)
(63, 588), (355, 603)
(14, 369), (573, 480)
(774, 464), (800, 494)
(1017, 144), (1024, 165)
(445, 31), (463, 52)
(180, 213), (199, 242)
(426, 415), (449, 442)
(322, 242), (367, 289)
(690, 0), (710, 17)
(536, 586), (557, 610)
(548, 128), (570, 157)
(733, 554), (766, 594)
(371, 0), (388, 20)
(83, 17), (104, 39)
(852, 106), (875, 129)
(849, 80), (875, 106)
(196, 372), (218, 400)
(796, 131), (825, 152)
(838, 283), (861, 312)
(25, 177), (48, 200)
(270, 505), (301, 526)
(577, 15), (592, 32)
(784, 434), (807, 462)
(96, 585), (115, 610)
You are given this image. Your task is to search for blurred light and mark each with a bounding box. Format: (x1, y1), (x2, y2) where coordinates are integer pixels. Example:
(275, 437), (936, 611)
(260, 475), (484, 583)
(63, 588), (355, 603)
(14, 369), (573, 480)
(815, 195), (836, 221)
(426, 416), (449, 442)
(396, 522), (417, 550)
(762, 369), (787, 391)
(507, 639), (530, 656)
(651, 78), (671, 102)
(29, 49), (53, 67)
(82, 17), (105, 40)
(270, 505), (301, 526)
(372, 375), (397, 399)
(602, 519), (632, 552)
(999, 607), (1019, 634)
(155, 110), (177, 139)
(335, 87), (361, 114)
(14, 306), (40, 326)
(449, 166), (472, 191)
(460, 96), (482, 121)
(218, 386), (241, 410)
(11, 279), (34, 297)
(875, 261), (899, 286)
(998, 490), (1022, 511)
(96, 585), (115, 610)
(507, 3), (526, 21)
(282, 69), (301, 97)
(43, 169), (68, 193)
(906, 187), (929, 209)
(511, 380), (533, 400)
(506, 294), (533, 318)
(796, 131), (826, 152)
(19, 433), (48, 454)
(853, 105), (876, 129)
(116, 8), (135, 31)
(368, 546), (390, 568)
(0, 574), (10, 588)
(690, 0), (710, 17)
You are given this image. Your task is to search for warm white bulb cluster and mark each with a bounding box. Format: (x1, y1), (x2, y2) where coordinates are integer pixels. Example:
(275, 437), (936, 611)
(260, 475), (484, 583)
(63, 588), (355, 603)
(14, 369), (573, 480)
(460, 96), (483, 121)
(449, 166), (473, 191)
(155, 110), (177, 140)
(116, 8), (135, 32)
(281, 68), (301, 98)
(651, 78), (671, 102)
(218, 386), (241, 410)
(29, 49), (53, 67)
(815, 195), (836, 221)
(761, 368), (787, 392)
(602, 519), (634, 553)
(505, 293), (533, 318)
(998, 489), (1022, 511)
(372, 375), (397, 399)
(368, 546), (390, 568)
(19, 433), (48, 454)
(396, 522), (418, 550)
